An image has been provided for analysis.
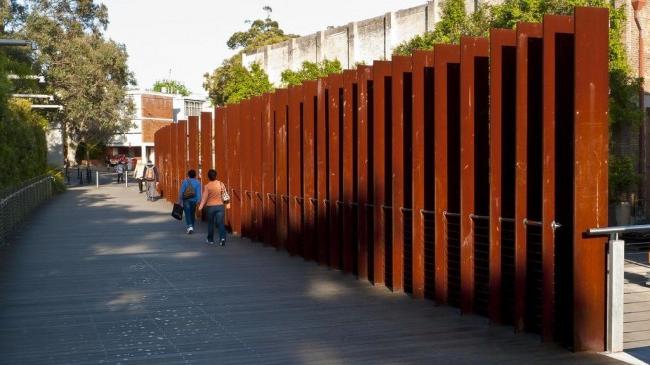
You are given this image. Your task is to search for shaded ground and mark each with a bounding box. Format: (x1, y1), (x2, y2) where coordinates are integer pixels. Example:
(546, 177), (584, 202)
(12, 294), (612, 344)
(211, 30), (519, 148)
(0, 184), (624, 364)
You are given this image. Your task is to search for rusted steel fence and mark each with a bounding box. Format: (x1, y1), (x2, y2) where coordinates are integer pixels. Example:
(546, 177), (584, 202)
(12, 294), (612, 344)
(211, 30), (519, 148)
(154, 7), (609, 352)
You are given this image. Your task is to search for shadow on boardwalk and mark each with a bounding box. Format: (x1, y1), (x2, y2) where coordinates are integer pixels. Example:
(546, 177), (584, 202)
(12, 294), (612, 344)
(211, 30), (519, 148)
(0, 185), (623, 364)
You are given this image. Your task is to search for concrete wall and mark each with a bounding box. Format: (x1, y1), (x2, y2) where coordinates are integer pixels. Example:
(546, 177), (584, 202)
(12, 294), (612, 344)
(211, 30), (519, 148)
(242, 1), (441, 85)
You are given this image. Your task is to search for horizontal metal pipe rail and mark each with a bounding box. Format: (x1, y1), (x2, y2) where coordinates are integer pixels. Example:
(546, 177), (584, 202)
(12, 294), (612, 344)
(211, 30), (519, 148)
(0, 176), (53, 246)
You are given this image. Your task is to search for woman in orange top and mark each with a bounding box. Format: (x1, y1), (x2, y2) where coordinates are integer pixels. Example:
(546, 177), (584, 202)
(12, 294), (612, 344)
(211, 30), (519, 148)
(198, 169), (229, 245)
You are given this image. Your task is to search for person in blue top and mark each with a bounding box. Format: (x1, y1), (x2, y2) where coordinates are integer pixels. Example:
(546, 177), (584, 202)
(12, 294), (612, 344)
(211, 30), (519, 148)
(178, 169), (202, 234)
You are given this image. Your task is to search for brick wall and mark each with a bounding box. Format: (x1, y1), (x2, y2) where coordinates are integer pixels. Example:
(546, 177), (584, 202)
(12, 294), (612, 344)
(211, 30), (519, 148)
(142, 120), (171, 143)
(142, 95), (173, 119)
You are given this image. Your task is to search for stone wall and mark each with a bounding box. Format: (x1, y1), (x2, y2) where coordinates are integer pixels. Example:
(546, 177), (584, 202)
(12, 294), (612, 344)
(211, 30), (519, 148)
(242, 1), (440, 85)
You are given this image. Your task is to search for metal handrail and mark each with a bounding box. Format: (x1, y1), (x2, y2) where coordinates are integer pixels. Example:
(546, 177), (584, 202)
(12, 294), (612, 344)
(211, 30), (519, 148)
(588, 224), (650, 239)
(1, 176), (53, 246)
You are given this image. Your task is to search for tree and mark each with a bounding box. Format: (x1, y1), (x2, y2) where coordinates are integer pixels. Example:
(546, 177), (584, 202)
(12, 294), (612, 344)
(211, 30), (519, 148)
(4, 0), (135, 165)
(153, 79), (190, 96)
(204, 6), (297, 105)
(280, 59), (342, 87)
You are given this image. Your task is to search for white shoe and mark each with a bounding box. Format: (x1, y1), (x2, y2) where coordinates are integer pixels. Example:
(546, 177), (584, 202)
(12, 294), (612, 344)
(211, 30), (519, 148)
(186, 227), (194, 234)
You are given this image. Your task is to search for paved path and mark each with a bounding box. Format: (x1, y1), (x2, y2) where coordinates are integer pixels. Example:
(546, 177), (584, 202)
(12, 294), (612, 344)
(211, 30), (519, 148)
(0, 184), (624, 364)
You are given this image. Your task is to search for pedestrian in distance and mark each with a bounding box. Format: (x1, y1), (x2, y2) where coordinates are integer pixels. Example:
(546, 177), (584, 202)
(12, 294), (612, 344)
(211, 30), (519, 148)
(141, 160), (159, 201)
(133, 161), (145, 193)
(115, 162), (124, 184)
(198, 169), (229, 246)
(178, 169), (202, 234)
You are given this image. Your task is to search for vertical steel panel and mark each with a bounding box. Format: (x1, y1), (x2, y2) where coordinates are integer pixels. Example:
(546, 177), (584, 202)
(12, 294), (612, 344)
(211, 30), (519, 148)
(240, 99), (252, 238)
(328, 73), (343, 269)
(188, 116), (199, 172)
(228, 104), (242, 235)
(433, 45), (460, 304)
(514, 23), (542, 332)
(302, 81), (318, 261)
(391, 56), (412, 292)
(373, 61), (391, 285)
(343, 70), (357, 274)
(275, 89), (289, 250)
(542, 14), (574, 342)
(177, 120), (188, 202)
(357, 66), (373, 281)
(200, 112), (213, 183)
(215, 107), (227, 192)
(460, 37), (489, 314)
(262, 93), (277, 247)
(288, 85), (303, 256)
(412, 50), (434, 299)
(316, 78), (329, 265)
(251, 96), (263, 242)
(489, 29), (517, 324)
(573, 6), (608, 352)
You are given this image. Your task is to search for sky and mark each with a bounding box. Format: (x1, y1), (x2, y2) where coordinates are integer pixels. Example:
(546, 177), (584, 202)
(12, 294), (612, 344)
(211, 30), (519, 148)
(101, 0), (426, 96)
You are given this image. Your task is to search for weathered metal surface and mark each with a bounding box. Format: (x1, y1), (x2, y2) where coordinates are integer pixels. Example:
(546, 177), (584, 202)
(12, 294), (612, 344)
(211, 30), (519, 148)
(316, 78), (329, 265)
(262, 93), (277, 247)
(328, 73), (343, 270)
(411, 50), (434, 299)
(515, 22), (542, 333)
(275, 89), (289, 249)
(288, 85), (303, 256)
(302, 81), (318, 262)
(240, 99), (252, 238)
(228, 104), (242, 235)
(188, 116), (199, 173)
(573, 7), (608, 352)
(488, 29), (516, 324)
(372, 61), (392, 286)
(356, 66), (373, 281)
(251, 96), (263, 242)
(542, 14), (574, 343)
(200, 112), (213, 182)
(342, 70), (357, 274)
(391, 55), (412, 293)
(434, 45), (460, 305)
(177, 120), (188, 203)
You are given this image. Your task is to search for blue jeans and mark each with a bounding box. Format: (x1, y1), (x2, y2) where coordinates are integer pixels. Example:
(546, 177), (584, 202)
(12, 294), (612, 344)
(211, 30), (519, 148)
(206, 205), (226, 242)
(183, 199), (197, 228)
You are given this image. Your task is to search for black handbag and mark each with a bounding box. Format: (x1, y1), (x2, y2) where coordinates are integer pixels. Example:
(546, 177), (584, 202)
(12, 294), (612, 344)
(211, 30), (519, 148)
(171, 203), (183, 220)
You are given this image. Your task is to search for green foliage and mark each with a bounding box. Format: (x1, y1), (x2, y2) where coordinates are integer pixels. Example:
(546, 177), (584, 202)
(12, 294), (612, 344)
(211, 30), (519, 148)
(280, 59), (342, 87)
(609, 155), (639, 201)
(204, 7), (296, 106)
(46, 165), (66, 194)
(5, 0), (135, 161)
(153, 79), (190, 96)
(0, 98), (48, 190)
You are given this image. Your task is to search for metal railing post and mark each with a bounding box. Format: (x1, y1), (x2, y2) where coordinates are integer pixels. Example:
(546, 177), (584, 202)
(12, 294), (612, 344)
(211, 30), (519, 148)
(607, 233), (624, 353)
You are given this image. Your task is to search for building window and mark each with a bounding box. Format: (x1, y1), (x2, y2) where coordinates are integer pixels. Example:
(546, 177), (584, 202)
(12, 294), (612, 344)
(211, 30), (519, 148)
(185, 100), (201, 117)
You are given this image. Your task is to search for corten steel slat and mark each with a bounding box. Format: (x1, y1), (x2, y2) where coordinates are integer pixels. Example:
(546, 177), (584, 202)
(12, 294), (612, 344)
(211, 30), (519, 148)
(262, 93), (277, 247)
(542, 14), (574, 343)
(412, 50), (434, 299)
(514, 22), (542, 333)
(573, 7), (608, 352)
(342, 69), (357, 274)
(227, 104), (243, 235)
(240, 99), (252, 239)
(316, 78), (329, 265)
(288, 85), (303, 256)
(460, 37), (489, 314)
(188, 116), (199, 172)
(275, 88), (289, 250)
(200, 112), (213, 183)
(433, 45), (460, 304)
(391, 55), (412, 292)
(177, 120), (188, 202)
(223, 106), (232, 229)
(372, 61), (391, 286)
(488, 28), (516, 324)
(356, 65), (373, 281)
(165, 126), (172, 201)
(214, 107), (226, 188)
(328, 73), (343, 270)
(302, 81), (318, 261)
(251, 96), (263, 242)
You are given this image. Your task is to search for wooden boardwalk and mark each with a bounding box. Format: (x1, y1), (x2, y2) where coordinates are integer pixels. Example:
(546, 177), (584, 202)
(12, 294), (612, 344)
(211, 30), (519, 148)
(0, 184), (624, 364)
(625, 251), (650, 351)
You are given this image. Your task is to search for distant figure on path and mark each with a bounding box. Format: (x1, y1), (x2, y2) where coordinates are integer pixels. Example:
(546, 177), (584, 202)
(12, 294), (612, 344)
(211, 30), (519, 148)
(178, 169), (202, 234)
(115, 162), (125, 184)
(133, 162), (145, 193)
(141, 160), (159, 201)
(198, 169), (229, 246)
